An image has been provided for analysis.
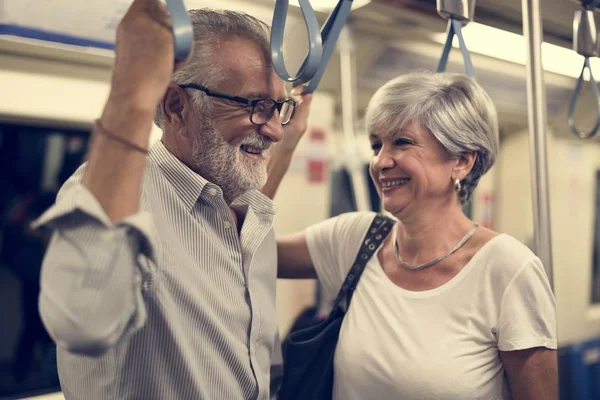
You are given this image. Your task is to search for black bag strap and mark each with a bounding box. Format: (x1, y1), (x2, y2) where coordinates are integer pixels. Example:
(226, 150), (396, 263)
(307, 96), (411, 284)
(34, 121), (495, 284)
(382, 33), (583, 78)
(329, 214), (395, 317)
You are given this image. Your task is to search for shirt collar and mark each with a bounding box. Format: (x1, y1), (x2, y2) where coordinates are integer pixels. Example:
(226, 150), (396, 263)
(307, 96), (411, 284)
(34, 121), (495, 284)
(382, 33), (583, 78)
(149, 141), (277, 216)
(148, 140), (208, 212)
(233, 190), (277, 216)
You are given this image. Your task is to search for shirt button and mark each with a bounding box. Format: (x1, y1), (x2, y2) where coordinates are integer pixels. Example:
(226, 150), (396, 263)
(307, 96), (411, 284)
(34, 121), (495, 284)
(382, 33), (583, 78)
(223, 221), (232, 229)
(207, 188), (218, 196)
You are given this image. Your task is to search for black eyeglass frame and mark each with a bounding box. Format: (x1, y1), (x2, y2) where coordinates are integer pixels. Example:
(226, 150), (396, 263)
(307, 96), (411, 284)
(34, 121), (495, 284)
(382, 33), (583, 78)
(179, 83), (296, 126)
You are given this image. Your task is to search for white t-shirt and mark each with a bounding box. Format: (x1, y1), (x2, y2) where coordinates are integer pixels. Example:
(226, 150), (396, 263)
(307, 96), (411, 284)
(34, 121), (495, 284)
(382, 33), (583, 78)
(305, 212), (557, 400)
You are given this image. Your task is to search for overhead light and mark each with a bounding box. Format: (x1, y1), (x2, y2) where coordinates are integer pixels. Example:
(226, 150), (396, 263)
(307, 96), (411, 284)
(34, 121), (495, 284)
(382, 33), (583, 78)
(281, 0), (371, 12)
(430, 22), (600, 80)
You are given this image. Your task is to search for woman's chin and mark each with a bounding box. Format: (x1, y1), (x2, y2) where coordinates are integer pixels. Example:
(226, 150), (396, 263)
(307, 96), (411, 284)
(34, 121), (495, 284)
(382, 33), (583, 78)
(382, 200), (407, 217)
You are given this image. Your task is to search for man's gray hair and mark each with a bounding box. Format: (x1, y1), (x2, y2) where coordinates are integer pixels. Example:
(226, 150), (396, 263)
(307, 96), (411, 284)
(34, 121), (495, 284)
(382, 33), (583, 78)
(365, 70), (499, 204)
(154, 9), (271, 129)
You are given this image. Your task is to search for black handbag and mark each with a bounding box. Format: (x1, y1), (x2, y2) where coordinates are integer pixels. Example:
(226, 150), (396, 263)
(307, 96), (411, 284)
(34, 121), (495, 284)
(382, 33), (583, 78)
(278, 214), (394, 400)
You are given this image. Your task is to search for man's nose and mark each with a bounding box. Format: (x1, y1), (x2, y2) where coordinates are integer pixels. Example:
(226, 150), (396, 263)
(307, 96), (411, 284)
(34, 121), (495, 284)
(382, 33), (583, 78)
(258, 111), (284, 143)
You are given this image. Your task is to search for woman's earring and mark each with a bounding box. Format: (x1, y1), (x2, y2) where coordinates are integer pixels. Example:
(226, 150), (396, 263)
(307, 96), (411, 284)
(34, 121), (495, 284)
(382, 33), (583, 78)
(454, 178), (462, 193)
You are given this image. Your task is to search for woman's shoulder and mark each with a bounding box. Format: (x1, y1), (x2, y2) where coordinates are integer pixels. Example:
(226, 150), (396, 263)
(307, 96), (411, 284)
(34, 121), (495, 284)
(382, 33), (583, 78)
(333, 211), (380, 225)
(304, 212), (385, 296)
(473, 232), (545, 287)
(305, 211), (385, 265)
(307, 211), (380, 238)
(481, 232), (536, 260)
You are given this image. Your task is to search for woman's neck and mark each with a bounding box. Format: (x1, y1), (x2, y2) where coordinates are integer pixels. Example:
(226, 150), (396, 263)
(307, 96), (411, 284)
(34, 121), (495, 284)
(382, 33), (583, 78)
(393, 202), (474, 261)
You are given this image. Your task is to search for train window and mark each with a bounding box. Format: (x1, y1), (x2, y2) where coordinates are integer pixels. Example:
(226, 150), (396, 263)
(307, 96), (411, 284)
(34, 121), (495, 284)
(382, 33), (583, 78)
(592, 170), (600, 304)
(0, 122), (89, 399)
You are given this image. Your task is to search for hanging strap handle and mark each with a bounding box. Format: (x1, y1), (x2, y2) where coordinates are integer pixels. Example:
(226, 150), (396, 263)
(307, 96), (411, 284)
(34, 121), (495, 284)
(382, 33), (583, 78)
(568, 56), (600, 139)
(437, 18), (475, 77)
(568, 1), (600, 139)
(271, 0), (354, 93)
(328, 215), (395, 318)
(271, 0), (323, 84)
(300, 0), (354, 94)
(166, 0), (193, 61)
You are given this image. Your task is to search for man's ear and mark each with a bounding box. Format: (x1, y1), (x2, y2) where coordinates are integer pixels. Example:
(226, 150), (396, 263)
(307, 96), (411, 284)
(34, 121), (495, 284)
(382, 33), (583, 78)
(162, 84), (188, 126)
(453, 152), (477, 181)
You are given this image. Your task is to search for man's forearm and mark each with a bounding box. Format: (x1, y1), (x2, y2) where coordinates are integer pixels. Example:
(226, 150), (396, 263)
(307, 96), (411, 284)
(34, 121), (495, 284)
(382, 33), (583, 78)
(82, 97), (155, 222)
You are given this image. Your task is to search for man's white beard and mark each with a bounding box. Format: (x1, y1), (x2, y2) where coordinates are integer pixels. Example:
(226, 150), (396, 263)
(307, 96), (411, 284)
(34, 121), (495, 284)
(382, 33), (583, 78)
(191, 115), (270, 203)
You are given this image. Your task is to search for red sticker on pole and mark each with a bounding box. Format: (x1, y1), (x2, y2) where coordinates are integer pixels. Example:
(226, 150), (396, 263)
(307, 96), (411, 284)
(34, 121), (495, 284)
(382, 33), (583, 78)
(306, 127), (328, 183)
(480, 192), (493, 228)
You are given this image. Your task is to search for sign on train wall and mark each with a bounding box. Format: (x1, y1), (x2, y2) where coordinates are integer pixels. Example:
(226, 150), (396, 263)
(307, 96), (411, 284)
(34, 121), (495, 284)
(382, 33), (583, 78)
(0, 0), (131, 49)
(0, 0), (272, 50)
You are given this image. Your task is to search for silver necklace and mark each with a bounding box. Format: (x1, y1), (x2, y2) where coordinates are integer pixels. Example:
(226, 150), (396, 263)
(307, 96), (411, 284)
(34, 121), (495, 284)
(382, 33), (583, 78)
(393, 223), (479, 271)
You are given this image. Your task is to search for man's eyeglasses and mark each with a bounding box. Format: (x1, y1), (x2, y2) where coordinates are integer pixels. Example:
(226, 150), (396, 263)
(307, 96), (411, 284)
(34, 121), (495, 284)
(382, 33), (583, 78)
(179, 84), (296, 126)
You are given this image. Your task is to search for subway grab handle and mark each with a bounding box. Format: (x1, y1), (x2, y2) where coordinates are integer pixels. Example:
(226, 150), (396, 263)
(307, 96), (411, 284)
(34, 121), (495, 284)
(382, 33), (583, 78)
(271, 0), (354, 93)
(568, 57), (600, 138)
(166, 0), (193, 61)
(271, 0), (323, 85)
(569, 4), (600, 139)
(436, 0), (476, 77)
(436, 18), (475, 77)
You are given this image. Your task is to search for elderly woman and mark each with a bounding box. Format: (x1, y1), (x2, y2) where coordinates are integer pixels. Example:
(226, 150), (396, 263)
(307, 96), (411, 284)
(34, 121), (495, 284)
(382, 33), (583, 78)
(277, 71), (557, 399)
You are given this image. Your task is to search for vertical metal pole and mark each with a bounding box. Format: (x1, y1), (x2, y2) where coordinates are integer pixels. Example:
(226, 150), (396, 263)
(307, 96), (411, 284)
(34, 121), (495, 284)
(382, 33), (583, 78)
(522, 0), (554, 288)
(338, 25), (371, 212)
(339, 26), (358, 144)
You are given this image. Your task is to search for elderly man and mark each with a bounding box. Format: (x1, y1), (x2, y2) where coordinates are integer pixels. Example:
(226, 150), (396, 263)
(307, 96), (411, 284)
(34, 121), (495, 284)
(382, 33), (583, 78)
(35, 1), (312, 399)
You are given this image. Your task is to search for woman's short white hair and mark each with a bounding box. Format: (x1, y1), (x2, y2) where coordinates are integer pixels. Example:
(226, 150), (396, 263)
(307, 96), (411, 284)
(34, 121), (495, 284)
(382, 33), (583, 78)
(365, 70), (499, 204)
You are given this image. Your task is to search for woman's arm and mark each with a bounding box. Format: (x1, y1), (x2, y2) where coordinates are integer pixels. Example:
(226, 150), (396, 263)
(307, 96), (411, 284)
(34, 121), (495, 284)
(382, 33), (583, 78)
(497, 256), (557, 400)
(277, 231), (317, 279)
(499, 347), (558, 400)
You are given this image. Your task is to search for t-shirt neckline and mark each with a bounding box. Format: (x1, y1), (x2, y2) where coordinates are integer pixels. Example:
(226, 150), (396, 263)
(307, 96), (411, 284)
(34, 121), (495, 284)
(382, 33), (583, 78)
(370, 231), (508, 298)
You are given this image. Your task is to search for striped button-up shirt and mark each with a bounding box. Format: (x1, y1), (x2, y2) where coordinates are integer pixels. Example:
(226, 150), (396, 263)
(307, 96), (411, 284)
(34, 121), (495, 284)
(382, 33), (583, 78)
(35, 140), (280, 400)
